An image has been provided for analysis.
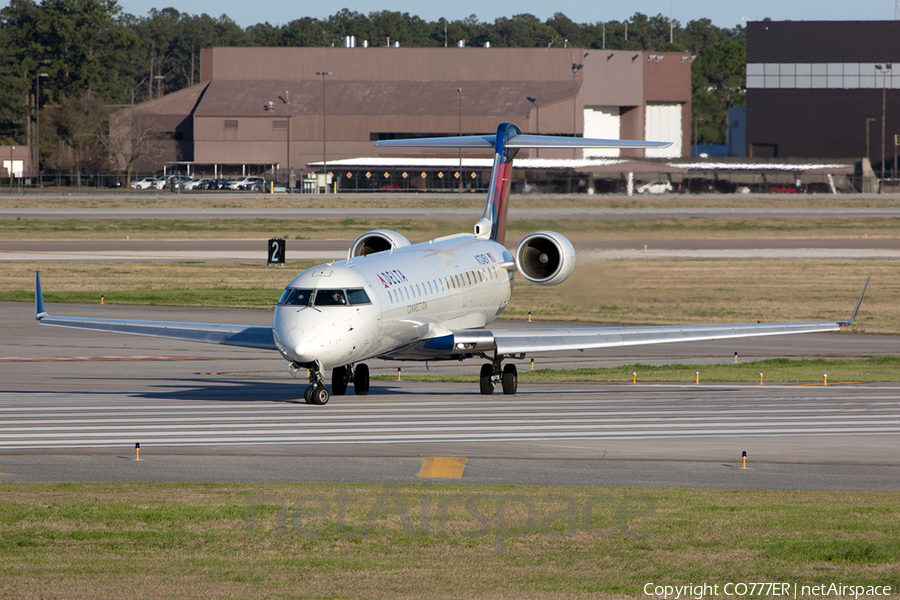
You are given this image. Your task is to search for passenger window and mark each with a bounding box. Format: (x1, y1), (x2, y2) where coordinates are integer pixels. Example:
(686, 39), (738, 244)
(315, 289), (348, 306)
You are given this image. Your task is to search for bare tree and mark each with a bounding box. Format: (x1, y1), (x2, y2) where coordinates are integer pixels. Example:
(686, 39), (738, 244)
(43, 94), (110, 186)
(103, 109), (164, 184)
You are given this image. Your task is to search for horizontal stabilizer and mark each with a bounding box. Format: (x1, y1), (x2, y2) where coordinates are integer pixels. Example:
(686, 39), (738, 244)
(375, 133), (671, 150)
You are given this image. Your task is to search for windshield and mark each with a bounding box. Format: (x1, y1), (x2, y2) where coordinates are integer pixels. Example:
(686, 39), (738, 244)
(278, 288), (313, 306)
(314, 289), (348, 306)
(311, 288), (372, 307)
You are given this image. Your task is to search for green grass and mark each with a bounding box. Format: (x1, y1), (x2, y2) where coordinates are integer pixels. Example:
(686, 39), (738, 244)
(0, 482), (897, 599)
(1, 216), (898, 240)
(376, 357), (900, 384)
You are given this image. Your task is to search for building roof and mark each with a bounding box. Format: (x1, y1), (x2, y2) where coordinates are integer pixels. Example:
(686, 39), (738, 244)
(126, 82), (209, 117)
(193, 80), (577, 118)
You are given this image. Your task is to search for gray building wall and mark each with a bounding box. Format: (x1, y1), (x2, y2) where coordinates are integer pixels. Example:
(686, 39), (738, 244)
(746, 21), (900, 162)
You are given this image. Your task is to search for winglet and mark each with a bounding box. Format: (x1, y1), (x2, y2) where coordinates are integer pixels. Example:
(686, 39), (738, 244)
(840, 277), (870, 327)
(35, 271), (48, 320)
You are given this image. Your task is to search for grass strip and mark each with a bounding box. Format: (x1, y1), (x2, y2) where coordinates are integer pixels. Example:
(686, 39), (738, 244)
(3, 193), (900, 210)
(1, 216), (898, 240)
(375, 356), (900, 384)
(0, 482), (897, 599)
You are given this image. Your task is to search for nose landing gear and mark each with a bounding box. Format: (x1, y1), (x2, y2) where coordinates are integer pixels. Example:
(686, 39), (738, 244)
(304, 383), (330, 405)
(291, 360), (331, 405)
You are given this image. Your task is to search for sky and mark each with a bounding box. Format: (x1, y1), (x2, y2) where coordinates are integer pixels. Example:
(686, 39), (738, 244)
(3, 0), (896, 30)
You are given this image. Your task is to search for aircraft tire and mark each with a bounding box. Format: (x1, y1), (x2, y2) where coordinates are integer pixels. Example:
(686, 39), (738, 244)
(310, 385), (330, 405)
(354, 364), (370, 395)
(501, 363), (518, 395)
(332, 366), (348, 395)
(479, 363), (494, 395)
(304, 385), (315, 404)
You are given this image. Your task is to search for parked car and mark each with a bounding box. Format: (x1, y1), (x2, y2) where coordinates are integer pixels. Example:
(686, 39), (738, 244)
(130, 177), (158, 190)
(151, 176), (172, 190)
(203, 179), (227, 190)
(636, 180), (674, 194)
(182, 178), (212, 190)
(227, 176), (266, 191)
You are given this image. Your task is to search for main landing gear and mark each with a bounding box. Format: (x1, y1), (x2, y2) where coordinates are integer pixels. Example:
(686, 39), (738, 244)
(331, 364), (370, 397)
(479, 356), (518, 395)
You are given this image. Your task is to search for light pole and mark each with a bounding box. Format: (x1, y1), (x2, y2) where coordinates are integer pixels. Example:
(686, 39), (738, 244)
(866, 117), (875, 165)
(34, 73), (48, 181)
(876, 63), (892, 192)
(457, 87), (462, 192)
(316, 71), (331, 193)
(571, 53), (587, 159)
(527, 96), (539, 158)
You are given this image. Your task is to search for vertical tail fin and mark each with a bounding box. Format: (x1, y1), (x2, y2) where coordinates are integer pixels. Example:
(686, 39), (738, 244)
(479, 122), (520, 245)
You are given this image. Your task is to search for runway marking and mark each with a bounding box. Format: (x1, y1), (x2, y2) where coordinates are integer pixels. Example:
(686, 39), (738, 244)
(2, 391), (899, 450)
(419, 457), (467, 478)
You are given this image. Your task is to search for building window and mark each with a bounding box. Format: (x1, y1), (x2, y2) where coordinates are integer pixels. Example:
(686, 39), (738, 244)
(224, 120), (238, 130)
(273, 120), (287, 130)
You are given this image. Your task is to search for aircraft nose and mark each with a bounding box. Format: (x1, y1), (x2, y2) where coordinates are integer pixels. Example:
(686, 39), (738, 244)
(277, 327), (325, 363)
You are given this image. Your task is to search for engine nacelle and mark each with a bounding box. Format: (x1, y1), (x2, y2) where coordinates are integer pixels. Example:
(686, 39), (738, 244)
(348, 230), (411, 259)
(514, 231), (576, 286)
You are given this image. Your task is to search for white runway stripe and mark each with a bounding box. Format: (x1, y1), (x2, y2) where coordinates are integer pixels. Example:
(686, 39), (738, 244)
(1, 389), (899, 450)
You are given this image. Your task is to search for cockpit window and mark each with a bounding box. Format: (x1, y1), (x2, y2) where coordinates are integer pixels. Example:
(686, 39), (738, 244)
(278, 288), (313, 306)
(346, 288), (371, 304)
(314, 289), (348, 306)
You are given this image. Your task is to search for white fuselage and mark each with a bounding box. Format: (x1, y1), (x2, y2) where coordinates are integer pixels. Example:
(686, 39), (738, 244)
(272, 233), (514, 369)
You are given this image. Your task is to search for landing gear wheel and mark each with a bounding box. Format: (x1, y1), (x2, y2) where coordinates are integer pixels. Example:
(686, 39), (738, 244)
(479, 363), (494, 395)
(304, 385), (315, 405)
(310, 385), (330, 405)
(332, 366), (348, 396)
(354, 363), (370, 395)
(501, 363), (518, 395)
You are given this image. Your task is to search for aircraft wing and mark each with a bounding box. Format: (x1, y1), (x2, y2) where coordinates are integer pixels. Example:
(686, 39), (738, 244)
(486, 321), (844, 355)
(390, 278), (869, 360)
(34, 272), (278, 351)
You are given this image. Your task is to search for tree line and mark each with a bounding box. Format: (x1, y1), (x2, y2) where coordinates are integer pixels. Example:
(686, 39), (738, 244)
(0, 0), (747, 175)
